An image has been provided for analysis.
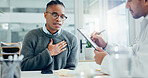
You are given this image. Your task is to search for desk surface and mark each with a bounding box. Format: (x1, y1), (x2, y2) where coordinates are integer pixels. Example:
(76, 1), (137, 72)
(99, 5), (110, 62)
(21, 71), (111, 78)
(21, 62), (111, 78)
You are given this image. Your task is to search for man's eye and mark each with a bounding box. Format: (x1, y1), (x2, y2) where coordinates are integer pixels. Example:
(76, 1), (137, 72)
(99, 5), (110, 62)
(52, 14), (58, 17)
(60, 16), (64, 19)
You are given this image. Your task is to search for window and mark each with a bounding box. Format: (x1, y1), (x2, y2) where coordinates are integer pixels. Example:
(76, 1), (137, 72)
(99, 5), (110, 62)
(82, 0), (129, 46)
(107, 0), (129, 46)
(0, 0), (75, 43)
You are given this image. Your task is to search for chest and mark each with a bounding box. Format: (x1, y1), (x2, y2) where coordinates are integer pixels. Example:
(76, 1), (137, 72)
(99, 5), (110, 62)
(134, 24), (148, 53)
(34, 36), (71, 56)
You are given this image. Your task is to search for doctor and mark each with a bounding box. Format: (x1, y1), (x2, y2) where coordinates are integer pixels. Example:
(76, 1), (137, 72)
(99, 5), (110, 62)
(91, 0), (148, 77)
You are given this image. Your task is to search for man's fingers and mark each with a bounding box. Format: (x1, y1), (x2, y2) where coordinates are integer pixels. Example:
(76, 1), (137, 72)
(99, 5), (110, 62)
(58, 41), (65, 44)
(91, 31), (98, 36)
(57, 41), (67, 48)
(93, 35), (102, 39)
(94, 47), (104, 54)
(94, 50), (99, 54)
(91, 31), (103, 38)
(59, 43), (67, 49)
(59, 48), (66, 53)
(54, 48), (66, 56)
(49, 40), (67, 56)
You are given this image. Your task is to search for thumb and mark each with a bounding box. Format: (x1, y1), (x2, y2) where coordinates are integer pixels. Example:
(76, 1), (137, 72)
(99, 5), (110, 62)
(94, 50), (98, 54)
(49, 39), (53, 45)
(91, 31), (97, 37)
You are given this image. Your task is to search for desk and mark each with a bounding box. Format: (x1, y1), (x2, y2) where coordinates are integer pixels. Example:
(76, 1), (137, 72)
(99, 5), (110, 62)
(21, 61), (111, 78)
(21, 71), (111, 78)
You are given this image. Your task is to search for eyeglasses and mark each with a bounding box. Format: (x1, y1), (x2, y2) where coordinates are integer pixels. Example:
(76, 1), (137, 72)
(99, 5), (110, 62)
(127, 0), (132, 2)
(46, 12), (67, 20)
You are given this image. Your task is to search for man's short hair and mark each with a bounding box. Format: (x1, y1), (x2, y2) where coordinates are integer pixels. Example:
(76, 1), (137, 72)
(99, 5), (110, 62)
(46, 0), (65, 10)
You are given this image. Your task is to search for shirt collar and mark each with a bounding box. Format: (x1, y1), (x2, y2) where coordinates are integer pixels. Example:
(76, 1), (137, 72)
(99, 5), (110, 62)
(42, 24), (61, 36)
(139, 15), (148, 35)
(141, 15), (148, 27)
(145, 15), (148, 21)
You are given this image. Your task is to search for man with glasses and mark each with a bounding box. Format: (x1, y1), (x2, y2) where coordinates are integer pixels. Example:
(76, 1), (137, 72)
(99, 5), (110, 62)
(91, 0), (148, 77)
(21, 0), (78, 73)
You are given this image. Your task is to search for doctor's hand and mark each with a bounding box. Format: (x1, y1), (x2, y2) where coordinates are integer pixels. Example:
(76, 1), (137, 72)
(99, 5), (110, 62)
(91, 31), (107, 49)
(94, 47), (108, 65)
(48, 39), (67, 56)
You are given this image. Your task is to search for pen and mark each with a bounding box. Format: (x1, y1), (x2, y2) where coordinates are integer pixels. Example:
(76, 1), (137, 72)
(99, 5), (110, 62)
(97, 29), (106, 35)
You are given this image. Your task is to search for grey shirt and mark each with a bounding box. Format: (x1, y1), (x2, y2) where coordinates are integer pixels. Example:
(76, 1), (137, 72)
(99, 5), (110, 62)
(21, 28), (78, 71)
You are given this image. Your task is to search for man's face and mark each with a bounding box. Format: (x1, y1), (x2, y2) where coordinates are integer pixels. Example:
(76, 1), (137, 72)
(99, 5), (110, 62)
(44, 4), (65, 34)
(126, 0), (147, 19)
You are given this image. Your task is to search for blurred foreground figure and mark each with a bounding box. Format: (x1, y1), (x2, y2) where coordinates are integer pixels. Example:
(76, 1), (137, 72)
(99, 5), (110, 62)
(0, 55), (24, 78)
(91, 0), (148, 77)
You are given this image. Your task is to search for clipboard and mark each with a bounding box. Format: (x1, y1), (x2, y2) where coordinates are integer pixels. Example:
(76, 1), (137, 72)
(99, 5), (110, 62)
(77, 28), (98, 51)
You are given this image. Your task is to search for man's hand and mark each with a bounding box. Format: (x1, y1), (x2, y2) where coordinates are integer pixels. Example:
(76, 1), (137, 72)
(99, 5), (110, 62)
(48, 39), (67, 56)
(91, 31), (107, 48)
(94, 47), (108, 65)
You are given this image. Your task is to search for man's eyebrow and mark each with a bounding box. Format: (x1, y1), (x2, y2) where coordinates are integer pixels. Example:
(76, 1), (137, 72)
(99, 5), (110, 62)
(52, 12), (58, 14)
(51, 12), (65, 15)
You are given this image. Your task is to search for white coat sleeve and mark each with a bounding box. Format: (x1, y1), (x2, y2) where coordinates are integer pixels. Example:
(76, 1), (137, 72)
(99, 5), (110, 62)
(100, 42), (132, 74)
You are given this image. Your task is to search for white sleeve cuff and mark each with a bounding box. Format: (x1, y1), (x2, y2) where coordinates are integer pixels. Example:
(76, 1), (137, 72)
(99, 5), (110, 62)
(101, 55), (110, 74)
(104, 42), (115, 54)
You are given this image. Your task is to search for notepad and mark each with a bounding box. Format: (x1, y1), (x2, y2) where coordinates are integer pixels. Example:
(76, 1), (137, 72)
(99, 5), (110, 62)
(77, 28), (98, 51)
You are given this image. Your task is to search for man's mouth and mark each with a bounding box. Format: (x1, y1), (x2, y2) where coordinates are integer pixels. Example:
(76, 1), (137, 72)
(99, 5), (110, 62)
(130, 9), (134, 14)
(53, 23), (62, 27)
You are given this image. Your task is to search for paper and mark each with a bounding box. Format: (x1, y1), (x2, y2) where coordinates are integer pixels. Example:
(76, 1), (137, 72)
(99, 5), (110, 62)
(54, 69), (74, 77)
(77, 28), (98, 50)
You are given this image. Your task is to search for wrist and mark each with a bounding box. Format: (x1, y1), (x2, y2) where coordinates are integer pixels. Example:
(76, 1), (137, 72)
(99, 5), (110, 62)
(48, 50), (54, 56)
(103, 42), (107, 49)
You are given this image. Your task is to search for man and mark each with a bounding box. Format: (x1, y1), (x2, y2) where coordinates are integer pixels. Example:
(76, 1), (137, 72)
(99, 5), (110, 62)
(91, 0), (148, 77)
(21, 0), (78, 72)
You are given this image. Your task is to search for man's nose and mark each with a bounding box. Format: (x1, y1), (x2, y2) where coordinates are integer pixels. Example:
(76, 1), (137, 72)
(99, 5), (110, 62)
(56, 16), (62, 22)
(126, 2), (130, 9)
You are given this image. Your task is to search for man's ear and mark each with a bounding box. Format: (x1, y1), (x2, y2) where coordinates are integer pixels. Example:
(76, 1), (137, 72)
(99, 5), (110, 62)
(145, 0), (148, 6)
(44, 12), (47, 18)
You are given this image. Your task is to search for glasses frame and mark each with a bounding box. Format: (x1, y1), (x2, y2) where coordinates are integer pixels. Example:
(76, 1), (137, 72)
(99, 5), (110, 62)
(46, 12), (67, 20)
